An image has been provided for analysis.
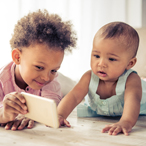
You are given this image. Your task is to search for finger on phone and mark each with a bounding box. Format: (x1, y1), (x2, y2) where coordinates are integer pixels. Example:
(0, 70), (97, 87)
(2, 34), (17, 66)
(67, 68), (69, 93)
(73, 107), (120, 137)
(5, 101), (27, 115)
(10, 92), (26, 103)
(6, 93), (27, 111)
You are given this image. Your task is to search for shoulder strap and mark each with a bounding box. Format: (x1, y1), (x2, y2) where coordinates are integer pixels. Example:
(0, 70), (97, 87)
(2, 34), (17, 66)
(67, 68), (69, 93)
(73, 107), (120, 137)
(116, 69), (137, 95)
(88, 71), (99, 98)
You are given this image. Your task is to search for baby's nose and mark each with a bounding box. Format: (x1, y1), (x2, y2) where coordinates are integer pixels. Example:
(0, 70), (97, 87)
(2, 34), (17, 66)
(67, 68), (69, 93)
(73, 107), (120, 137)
(98, 59), (107, 67)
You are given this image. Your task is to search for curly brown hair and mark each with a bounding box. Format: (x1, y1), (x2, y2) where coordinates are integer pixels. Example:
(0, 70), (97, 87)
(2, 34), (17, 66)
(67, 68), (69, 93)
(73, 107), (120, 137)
(10, 9), (77, 52)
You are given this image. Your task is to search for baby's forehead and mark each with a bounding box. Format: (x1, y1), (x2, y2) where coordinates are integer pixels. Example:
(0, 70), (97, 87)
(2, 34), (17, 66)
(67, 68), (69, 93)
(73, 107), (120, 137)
(94, 34), (125, 45)
(93, 36), (126, 49)
(93, 37), (135, 59)
(95, 32), (132, 49)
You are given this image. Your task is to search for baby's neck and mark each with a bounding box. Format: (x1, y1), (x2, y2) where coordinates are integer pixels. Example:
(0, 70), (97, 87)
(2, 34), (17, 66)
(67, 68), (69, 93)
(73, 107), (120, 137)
(97, 80), (117, 99)
(102, 79), (117, 87)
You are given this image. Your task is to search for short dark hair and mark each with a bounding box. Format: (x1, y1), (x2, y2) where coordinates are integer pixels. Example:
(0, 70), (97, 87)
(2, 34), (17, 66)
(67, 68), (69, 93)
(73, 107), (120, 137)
(97, 22), (139, 57)
(10, 9), (77, 52)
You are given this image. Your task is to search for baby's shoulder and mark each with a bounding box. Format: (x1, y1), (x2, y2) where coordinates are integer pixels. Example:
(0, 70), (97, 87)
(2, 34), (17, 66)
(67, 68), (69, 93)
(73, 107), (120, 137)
(81, 70), (92, 80)
(76, 70), (92, 88)
(127, 71), (140, 80)
(120, 69), (139, 83)
(126, 71), (141, 86)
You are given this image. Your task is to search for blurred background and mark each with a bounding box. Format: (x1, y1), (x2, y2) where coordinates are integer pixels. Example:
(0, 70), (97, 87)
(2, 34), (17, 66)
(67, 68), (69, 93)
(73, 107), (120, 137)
(0, 0), (145, 81)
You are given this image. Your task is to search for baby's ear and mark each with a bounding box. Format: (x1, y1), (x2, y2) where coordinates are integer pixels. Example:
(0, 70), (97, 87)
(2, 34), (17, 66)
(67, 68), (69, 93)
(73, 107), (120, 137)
(11, 48), (21, 65)
(126, 57), (137, 70)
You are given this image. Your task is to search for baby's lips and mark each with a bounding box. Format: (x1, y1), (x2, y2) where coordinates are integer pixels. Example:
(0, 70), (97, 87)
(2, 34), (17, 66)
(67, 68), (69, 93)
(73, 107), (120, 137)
(99, 71), (106, 74)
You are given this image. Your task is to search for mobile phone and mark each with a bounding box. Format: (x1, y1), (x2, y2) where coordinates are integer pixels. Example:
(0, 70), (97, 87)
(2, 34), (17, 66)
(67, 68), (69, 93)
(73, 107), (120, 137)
(21, 92), (59, 128)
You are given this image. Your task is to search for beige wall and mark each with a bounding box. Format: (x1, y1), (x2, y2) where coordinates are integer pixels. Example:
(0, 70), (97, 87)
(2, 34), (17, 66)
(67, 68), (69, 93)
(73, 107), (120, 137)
(132, 28), (146, 77)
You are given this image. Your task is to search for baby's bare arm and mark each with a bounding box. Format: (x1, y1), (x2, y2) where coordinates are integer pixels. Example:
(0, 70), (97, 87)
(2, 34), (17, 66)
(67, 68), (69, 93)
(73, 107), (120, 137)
(121, 73), (141, 126)
(57, 70), (91, 125)
(102, 73), (142, 135)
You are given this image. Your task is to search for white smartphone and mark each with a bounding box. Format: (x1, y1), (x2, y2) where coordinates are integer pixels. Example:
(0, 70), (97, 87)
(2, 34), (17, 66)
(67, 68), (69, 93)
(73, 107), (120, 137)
(21, 92), (59, 128)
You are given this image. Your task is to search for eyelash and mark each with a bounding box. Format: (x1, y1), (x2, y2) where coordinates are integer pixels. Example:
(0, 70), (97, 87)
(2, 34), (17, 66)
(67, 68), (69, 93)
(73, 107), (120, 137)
(36, 66), (44, 70)
(36, 66), (57, 74)
(94, 55), (116, 61)
(109, 58), (116, 61)
(94, 55), (100, 58)
(51, 70), (57, 74)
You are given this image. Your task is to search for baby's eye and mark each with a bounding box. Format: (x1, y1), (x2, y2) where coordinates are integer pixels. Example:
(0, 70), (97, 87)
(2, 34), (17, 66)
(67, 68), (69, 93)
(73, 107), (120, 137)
(109, 58), (116, 61)
(94, 55), (100, 58)
(51, 70), (57, 74)
(36, 66), (44, 70)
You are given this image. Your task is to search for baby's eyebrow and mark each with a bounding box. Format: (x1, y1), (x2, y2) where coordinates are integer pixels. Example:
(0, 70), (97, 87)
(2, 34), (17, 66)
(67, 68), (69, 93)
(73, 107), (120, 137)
(36, 61), (46, 65)
(92, 50), (100, 53)
(54, 66), (60, 70)
(108, 53), (119, 57)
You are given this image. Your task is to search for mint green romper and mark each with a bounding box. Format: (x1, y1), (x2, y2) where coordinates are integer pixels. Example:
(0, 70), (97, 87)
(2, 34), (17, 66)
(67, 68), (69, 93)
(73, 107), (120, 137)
(77, 69), (146, 117)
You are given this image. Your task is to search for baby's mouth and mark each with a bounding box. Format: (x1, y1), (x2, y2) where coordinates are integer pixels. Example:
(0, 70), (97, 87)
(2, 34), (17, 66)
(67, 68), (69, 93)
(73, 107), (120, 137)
(100, 71), (106, 74)
(98, 71), (107, 77)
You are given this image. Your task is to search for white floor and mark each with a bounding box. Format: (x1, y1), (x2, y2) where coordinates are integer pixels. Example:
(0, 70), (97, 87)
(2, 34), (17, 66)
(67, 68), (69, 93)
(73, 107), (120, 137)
(1, 108), (146, 146)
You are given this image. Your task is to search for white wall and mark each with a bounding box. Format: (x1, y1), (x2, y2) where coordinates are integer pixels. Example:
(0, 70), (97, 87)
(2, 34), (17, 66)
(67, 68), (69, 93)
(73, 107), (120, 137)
(0, 0), (144, 81)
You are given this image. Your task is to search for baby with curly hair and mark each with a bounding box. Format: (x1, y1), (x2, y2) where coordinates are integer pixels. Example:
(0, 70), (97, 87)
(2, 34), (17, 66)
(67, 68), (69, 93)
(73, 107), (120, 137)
(0, 9), (77, 130)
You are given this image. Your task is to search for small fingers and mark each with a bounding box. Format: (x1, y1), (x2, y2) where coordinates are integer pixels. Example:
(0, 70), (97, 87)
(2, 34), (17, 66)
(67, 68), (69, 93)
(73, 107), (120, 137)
(9, 92), (27, 110)
(102, 125), (123, 136)
(4, 93), (27, 114)
(11, 120), (22, 131)
(11, 92), (26, 104)
(5, 121), (14, 130)
(4, 106), (22, 115)
(27, 120), (34, 129)
(59, 117), (71, 127)
(108, 126), (118, 135)
(110, 127), (122, 135)
(102, 125), (112, 133)
(63, 119), (71, 127)
(4, 101), (27, 117)
(17, 118), (29, 130)
(102, 126), (129, 136)
(122, 128), (129, 136)
(18, 118), (34, 130)
(5, 115), (34, 130)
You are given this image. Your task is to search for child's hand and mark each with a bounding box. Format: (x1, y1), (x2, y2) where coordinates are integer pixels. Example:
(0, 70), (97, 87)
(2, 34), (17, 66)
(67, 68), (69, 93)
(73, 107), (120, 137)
(102, 121), (132, 136)
(2, 92), (27, 123)
(58, 115), (71, 127)
(1, 114), (34, 130)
